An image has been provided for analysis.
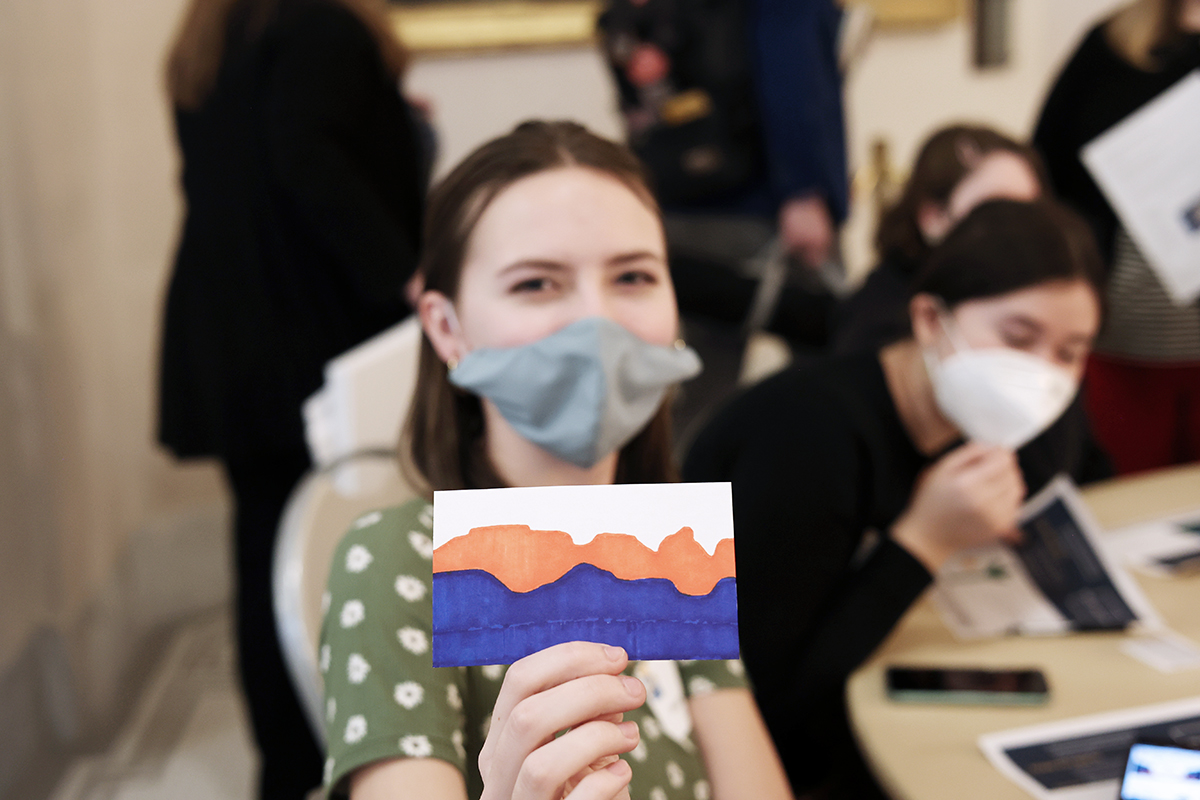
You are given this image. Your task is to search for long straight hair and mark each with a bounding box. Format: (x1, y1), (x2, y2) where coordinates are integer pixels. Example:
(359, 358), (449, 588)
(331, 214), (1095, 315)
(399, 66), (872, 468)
(403, 121), (678, 495)
(166, 0), (409, 111)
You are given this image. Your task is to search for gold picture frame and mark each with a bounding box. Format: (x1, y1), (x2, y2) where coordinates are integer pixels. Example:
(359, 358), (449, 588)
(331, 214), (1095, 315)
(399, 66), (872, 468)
(390, 0), (963, 55)
(391, 0), (602, 54)
(862, 0), (963, 27)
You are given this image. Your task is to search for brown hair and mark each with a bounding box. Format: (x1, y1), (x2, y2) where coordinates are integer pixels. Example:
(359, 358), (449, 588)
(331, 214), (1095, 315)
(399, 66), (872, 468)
(875, 124), (1045, 270)
(166, 0), (409, 111)
(1107, 0), (1198, 70)
(403, 120), (677, 495)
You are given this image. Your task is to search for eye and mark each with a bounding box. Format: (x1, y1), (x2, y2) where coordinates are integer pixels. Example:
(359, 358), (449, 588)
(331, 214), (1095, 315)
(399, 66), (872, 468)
(510, 276), (555, 294)
(614, 268), (658, 286)
(1000, 330), (1038, 351)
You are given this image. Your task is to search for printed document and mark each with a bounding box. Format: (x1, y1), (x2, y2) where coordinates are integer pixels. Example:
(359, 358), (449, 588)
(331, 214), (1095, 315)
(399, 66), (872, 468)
(979, 696), (1200, 800)
(933, 476), (1161, 639)
(1082, 71), (1200, 305)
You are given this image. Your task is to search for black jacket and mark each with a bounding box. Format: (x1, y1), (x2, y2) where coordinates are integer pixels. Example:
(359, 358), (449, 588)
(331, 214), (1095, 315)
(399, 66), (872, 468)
(830, 254), (917, 356)
(159, 0), (425, 459)
(1032, 23), (1200, 264)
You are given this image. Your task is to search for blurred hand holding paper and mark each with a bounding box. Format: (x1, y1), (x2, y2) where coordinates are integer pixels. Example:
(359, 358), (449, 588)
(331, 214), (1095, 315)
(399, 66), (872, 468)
(431, 483), (737, 667)
(1081, 71), (1200, 305)
(932, 476), (1161, 639)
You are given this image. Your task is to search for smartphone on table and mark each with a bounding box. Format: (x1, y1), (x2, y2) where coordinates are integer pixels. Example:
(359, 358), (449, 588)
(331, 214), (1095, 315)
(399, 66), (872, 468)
(885, 665), (1050, 706)
(1118, 738), (1200, 800)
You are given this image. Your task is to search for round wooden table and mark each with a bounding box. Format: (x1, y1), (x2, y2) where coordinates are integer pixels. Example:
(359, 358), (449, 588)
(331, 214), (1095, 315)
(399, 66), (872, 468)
(846, 463), (1200, 800)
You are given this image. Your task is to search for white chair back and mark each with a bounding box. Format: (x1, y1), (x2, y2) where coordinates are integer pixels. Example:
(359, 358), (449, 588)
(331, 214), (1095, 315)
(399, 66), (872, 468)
(279, 315), (425, 743)
(303, 316), (422, 493)
(273, 453), (419, 744)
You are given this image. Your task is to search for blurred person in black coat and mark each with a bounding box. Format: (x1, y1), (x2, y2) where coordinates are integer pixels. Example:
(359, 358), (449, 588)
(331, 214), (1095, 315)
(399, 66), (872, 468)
(160, 0), (427, 795)
(1033, 0), (1200, 474)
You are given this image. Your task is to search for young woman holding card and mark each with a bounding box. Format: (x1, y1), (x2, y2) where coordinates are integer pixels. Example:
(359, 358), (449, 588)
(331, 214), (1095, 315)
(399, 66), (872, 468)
(318, 121), (793, 800)
(685, 199), (1112, 798)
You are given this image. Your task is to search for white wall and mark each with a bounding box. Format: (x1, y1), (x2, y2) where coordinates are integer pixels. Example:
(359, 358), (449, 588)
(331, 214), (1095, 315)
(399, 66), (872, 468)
(406, 46), (624, 179)
(404, 0), (1126, 276)
(840, 0), (1128, 275)
(0, 0), (228, 779)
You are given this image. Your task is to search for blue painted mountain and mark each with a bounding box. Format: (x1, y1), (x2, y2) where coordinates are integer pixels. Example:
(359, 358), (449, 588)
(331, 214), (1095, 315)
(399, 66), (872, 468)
(432, 562), (738, 667)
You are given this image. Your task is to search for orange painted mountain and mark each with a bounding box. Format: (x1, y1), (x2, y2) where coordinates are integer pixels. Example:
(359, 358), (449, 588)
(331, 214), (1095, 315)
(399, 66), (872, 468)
(433, 526), (735, 596)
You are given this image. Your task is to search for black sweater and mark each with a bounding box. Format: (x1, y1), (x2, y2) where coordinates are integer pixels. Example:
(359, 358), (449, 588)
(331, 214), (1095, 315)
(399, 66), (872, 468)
(1033, 23), (1200, 264)
(830, 255), (917, 355)
(683, 352), (1110, 792)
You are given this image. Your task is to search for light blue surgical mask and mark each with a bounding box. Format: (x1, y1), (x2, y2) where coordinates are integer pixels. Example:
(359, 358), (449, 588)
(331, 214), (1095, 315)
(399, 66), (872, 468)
(448, 316), (702, 468)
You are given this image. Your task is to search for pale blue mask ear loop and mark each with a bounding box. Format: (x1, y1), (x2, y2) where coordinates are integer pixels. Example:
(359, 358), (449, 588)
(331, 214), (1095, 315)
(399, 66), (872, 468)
(441, 301), (467, 372)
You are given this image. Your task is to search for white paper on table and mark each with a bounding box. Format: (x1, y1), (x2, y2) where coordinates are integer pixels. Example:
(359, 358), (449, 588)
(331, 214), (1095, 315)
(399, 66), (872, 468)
(932, 544), (1070, 638)
(932, 476), (1163, 639)
(1120, 630), (1200, 674)
(1081, 71), (1200, 306)
(1102, 507), (1200, 577)
(979, 696), (1200, 800)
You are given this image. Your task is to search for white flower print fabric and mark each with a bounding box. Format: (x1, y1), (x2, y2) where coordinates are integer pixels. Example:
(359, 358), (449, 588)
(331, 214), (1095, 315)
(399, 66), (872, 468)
(399, 734), (433, 757)
(394, 574), (425, 602)
(345, 544), (373, 573)
(339, 600), (365, 629)
(319, 499), (750, 799)
(393, 681), (424, 709)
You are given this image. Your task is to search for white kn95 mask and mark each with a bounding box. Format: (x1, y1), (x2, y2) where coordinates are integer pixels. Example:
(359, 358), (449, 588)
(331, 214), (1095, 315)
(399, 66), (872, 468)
(923, 310), (1078, 450)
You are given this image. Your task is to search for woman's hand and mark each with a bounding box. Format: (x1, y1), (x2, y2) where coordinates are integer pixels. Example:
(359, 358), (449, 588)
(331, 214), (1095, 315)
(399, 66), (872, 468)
(478, 641), (646, 800)
(892, 441), (1026, 573)
(779, 194), (835, 270)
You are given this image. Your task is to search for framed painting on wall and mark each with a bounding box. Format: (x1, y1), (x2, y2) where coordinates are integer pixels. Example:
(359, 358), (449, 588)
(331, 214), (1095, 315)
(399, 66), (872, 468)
(389, 0), (602, 53)
(388, 0), (964, 55)
(862, 0), (963, 27)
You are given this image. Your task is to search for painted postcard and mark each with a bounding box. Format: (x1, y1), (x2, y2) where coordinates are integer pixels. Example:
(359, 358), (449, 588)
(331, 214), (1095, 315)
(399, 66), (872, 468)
(431, 483), (737, 667)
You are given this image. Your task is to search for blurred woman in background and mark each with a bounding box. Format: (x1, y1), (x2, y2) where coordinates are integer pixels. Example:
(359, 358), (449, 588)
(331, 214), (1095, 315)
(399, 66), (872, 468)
(160, 0), (428, 795)
(1034, 0), (1200, 474)
(686, 199), (1110, 798)
(832, 124), (1043, 355)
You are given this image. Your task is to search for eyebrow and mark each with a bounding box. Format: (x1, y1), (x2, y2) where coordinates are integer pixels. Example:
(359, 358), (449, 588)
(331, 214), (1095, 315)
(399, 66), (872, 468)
(607, 250), (666, 266)
(497, 260), (569, 277)
(497, 250), (666, 276)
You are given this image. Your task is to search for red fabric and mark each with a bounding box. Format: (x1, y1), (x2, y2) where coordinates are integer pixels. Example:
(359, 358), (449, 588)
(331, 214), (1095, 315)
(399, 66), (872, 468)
(1085, 353), (1200, 475)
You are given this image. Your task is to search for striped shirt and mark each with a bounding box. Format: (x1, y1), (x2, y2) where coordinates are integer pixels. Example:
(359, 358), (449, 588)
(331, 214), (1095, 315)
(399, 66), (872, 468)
(1094, 226), (1200, 362)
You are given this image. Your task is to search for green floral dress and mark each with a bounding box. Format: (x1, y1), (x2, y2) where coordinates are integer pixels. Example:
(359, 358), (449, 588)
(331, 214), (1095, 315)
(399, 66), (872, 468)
(320, 498), (748, 799)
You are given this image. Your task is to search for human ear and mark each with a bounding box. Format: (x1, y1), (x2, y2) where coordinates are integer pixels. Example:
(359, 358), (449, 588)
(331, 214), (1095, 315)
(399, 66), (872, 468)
(909, 293), (943, 349)
(418, 290), (465, 367)
(917, 200), (952, 244)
